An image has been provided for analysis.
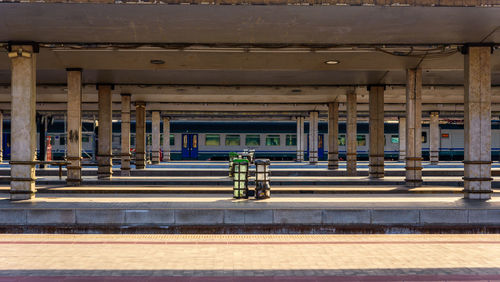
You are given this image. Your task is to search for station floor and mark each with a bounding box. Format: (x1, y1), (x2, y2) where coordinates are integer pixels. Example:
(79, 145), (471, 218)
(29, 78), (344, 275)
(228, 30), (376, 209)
(1, 160), (499, 170)
(1, 192), (499, 209)
(0, 234), (499, 281)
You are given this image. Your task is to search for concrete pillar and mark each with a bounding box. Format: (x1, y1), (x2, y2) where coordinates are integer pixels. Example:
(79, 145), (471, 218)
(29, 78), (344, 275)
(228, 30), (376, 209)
(135, 102), (146, 169)
(369, 86), (385, 179)
(151, 111), (160, 164)
(296, 116), (305, 162)
(405, 69), (423, 187)
(429, 111), (440, 165)
(398, 117), (406, 161)
(346, 91), (357, 176)
(66, 69), (82, 185)
(464, 46), (492, 200)
(9, 44), (37, 200)
(162, 116), (171, 162)
(327, 102), (339, 170)
(0, 111), (4, 163)
(308, 111), (319, 164)
(120, 93), (131, 176)
(97, 84), (113, 180)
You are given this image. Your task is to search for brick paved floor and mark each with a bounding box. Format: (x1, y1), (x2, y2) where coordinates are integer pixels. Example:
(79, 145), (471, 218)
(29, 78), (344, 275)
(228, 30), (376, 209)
(0, 234), (499, 281)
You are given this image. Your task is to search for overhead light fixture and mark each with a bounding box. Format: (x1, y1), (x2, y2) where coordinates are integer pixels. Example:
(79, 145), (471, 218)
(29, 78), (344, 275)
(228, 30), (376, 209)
(150, 59), (165, 65)
(8, 49), (32, 58)
(324, 60), (340, 65)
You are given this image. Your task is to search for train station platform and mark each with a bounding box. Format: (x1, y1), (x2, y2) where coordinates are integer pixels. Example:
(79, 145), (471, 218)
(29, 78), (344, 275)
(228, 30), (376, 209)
(1, 161), (500, 193)
(1, 192), (499, 233)
(0, 161), (497, 178)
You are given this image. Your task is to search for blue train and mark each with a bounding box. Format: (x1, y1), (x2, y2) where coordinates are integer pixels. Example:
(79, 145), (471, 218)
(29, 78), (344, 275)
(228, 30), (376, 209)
(1, 120), (498, 161)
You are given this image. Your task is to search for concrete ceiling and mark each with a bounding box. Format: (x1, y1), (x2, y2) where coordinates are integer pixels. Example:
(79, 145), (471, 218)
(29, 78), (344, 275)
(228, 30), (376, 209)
(1, 4), (499, 44)
(0, 3), (499, 105)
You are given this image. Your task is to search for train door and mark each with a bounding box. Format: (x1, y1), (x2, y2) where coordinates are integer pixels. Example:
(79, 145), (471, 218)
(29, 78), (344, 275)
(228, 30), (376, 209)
(306, 134), (324, 160)
(181, 134), (198, 159)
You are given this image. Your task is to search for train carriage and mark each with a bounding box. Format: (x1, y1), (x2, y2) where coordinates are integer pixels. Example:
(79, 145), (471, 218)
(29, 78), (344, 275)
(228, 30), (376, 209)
(1, 120), (500, 162)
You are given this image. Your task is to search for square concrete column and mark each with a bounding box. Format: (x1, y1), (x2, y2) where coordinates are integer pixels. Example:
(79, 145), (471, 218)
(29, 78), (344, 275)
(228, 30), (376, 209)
(405, 68), (423, 187)
(66, 69), (82, 185)
(369, 86), (384, 179)
(0, 111), (3, 163)
(120, 93), (131, 176)
(346, 91), (357, 176)
(97, 84), (113, 180)
(296, 116), (305, 162)
(9, 44), (37, 200)
(398, 117), (406, 161)
(308, 111), (319, 164)
(151, 111), (160, 164)
(327, 102), (339, 170)
(135, 102), (146, 169)
(464, 46), (492, 200)
(429, 111), (440, 165)
(162, 116), (171, 162)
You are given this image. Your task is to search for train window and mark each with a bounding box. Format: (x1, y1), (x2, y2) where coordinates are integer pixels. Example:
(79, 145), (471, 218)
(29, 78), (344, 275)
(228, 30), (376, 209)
(225, 135), (241, 146)
(82, 136), (90, 143)
(49, 136), (55, 146)
(246, 135), (260, 146)
(338, 135), (346, 146)
(205, 134), (220, 146)
(391, 135), (399, 144)
(60, 136), (66, 146)
(422, 132), (427, 143)
(266, 135), (280, 146)
(357, 135), (366, 146)
(286, 135), (297, 146)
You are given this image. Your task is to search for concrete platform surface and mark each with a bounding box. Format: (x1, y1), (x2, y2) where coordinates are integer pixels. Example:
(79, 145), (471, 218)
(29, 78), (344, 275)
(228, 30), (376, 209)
(2, 161), (500, 178)
(0, 234), (499, 280)
(13, 184), (481, 194)
(7, 175), (500, 187)
(1, 193), (499, 230)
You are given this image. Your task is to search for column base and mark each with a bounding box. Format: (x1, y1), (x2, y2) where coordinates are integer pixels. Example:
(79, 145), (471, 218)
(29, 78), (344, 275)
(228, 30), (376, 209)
(97, 166), (112, 180)
(464, 190), (492, 200)
(405, 179), (422, 187)
(346, 157), (357, 176)
(136, 152), (146, 169)
(121, 169), (131, 177)
(10, 182), (36, 200)
(327, 163), (339, 170)
(151, 151), (160, 164)
(66, 179), (81, 186)
(67, 166), (81, 186)
(369, 173), (384, 179)
(10, 191), (35, 201)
